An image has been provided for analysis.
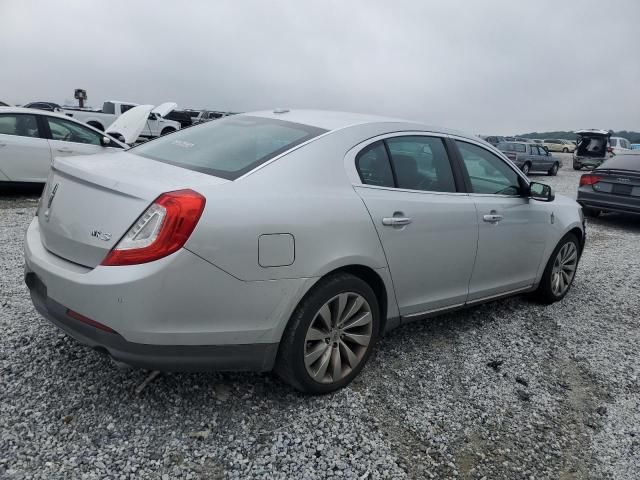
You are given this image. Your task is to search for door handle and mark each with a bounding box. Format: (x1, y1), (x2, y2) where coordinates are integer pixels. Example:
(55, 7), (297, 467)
(483, 213), (504, 223)
(56, 148), (73, 153)
(382, 217), (412, 226)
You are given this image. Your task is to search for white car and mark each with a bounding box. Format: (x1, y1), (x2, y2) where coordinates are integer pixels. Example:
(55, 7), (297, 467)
(0, 106), (150, 184)
(609, 136), (631, 154)
(63, 101), (181, 140)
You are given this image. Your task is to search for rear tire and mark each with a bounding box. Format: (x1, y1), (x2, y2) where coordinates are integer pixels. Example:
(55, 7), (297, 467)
(275, 273), (380, 394)
(531, 233), (580, 304)
(522, 163), (531, 175)
(547, 162), (559, 176)
(583, 207), (601, 218)
(562, 147), (569, 153)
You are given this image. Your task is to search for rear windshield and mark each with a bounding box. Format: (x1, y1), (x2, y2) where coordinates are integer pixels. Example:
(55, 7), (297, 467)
(497, 142), (526, 153)
(132, 115), (327, 180)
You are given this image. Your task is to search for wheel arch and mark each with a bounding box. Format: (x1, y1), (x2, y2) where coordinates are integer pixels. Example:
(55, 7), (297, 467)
(285, 263), (399, 339)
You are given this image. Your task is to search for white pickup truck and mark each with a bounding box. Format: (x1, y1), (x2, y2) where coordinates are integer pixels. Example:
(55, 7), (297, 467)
(63, 101), (180, 140)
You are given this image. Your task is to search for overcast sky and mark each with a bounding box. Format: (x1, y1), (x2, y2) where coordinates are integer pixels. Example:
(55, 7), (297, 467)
(2, 0), (639, 134)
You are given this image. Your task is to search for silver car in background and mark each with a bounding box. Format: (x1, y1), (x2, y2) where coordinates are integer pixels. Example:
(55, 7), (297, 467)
(24, 110), (585, 393)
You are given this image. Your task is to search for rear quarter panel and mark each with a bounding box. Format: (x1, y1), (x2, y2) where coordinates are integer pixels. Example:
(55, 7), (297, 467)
(185, 124), (405, 283)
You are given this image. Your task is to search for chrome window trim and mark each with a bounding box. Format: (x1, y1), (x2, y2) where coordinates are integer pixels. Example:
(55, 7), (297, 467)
(355, 183), (469, 197)
(345, 130), (459, 194)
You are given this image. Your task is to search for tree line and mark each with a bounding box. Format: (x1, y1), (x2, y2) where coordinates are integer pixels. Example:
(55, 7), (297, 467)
(517, 131), (640, 143)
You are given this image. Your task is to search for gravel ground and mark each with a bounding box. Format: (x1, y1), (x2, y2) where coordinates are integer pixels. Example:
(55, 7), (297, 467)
(1, 155), (639, 479)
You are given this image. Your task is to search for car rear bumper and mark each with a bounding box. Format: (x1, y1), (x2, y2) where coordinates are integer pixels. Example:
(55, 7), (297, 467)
(25, 271), (278, 371)
(24, 217), (311, 368)
(577, 189), (640, 215)
(573, 156), (606, 168)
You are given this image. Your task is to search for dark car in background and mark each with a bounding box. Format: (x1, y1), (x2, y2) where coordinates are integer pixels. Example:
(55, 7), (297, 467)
(164, 110), (194, 128)
(23, 101), (63, 112)
(497, 141), (560, 176)
(577, 153), (640, 217)
(482, 135), (506, 146)
(573, 129), (612, 170)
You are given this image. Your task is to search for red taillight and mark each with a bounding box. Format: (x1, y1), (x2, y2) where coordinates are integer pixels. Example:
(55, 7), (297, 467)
(67, 309), (115, 333)
(101, 189), (206, 266)
(579, 174), (602, 187)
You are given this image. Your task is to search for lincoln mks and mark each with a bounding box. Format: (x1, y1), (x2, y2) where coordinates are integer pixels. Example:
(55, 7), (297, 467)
(24, 110), (585, 393)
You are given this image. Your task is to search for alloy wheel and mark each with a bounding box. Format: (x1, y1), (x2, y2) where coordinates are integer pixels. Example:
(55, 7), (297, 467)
(522, 164), (530, 175)
(551, 242), (578, 297)
(303, 292), (373, 384)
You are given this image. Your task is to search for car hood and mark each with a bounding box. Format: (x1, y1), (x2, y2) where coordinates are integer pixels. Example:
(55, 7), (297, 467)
(151, 102), (178, 118)
(106, 105), (153, 144)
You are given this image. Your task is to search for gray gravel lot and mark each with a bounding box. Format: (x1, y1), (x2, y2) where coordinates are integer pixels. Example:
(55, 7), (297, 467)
(1, 154), (639, 479)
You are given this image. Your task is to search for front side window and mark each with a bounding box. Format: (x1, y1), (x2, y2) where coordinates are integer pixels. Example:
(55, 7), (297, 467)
(47, 117), (102, 145)
(456, 141), (522, 195)
(610, 138), (618, 147)
(356, 141), (394, 187)
(132, 115), (327, 180)
(0, 113), (40, 138)
(120, 104), (136, 114)
(386, 136), (456, 192)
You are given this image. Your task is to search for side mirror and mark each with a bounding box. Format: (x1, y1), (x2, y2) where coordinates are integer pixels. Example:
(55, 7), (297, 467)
(529, 182), (555, 202)
(101, 136), (111, 146)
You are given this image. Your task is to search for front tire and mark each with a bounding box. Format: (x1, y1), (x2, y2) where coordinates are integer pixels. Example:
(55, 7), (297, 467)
(275, 273), (380, 394)
(531, 234), (580, 304)
(160, 127), (176, 136)
(521, 163), (531, 175)
(548, 162), (559, 176)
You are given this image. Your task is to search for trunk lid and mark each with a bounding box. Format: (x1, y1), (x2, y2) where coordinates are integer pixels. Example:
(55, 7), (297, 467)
(37, 152), (228, 267)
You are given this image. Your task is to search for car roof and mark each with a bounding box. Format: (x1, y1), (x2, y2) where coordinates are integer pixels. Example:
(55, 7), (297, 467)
(0, 106), (127, 146)
(0, 106), (82, 120)
(246, 109), (476, 139)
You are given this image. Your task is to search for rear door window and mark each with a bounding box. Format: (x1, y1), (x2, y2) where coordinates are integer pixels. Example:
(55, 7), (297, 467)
(386, 136), (456, 192)
(132, 115), (327, 180)
(0, 113), (41, 138)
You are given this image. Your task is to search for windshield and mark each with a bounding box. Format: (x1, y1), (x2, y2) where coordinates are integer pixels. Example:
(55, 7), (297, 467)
(497, 142), (526, 153)
(132, 115), (327, 180)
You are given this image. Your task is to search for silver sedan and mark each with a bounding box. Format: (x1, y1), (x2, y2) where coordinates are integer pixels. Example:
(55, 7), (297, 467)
(24, 110), (585, 393)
